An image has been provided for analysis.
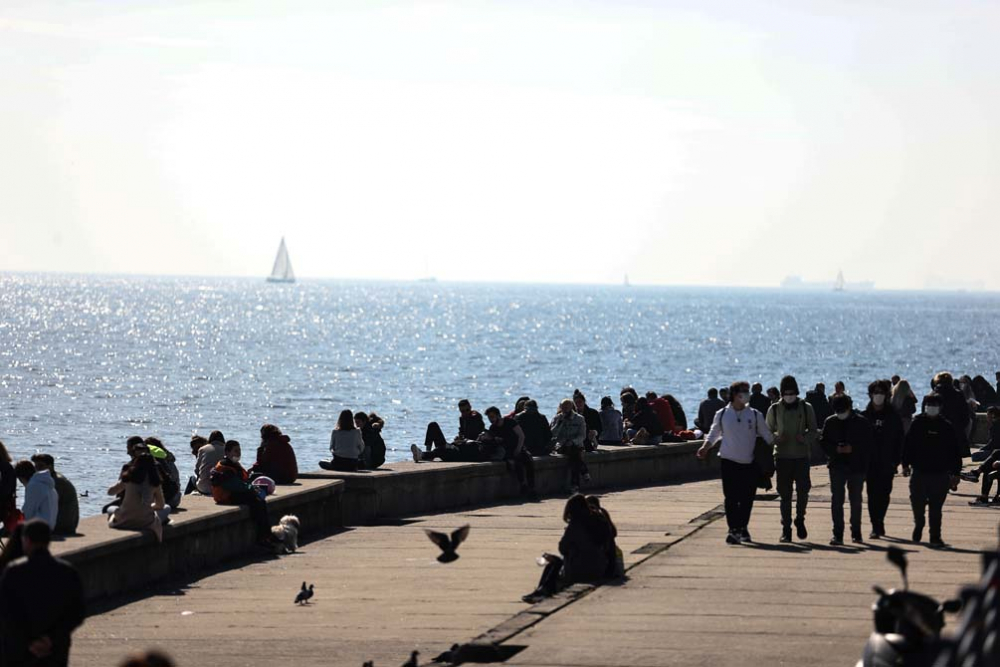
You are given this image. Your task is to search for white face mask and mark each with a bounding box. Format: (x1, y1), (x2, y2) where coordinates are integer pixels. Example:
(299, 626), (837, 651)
(872, 394), (886, 406)
(736, 393), (750, 405)
(925, 406), (941, 417)
(230, 454), (241, 463)
(836, 411), (850, 420)
(782, 395), (797, 405)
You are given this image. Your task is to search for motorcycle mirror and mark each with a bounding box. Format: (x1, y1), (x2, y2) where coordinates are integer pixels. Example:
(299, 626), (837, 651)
(940, 598), (963, 614)
(887, 546), (908, 590)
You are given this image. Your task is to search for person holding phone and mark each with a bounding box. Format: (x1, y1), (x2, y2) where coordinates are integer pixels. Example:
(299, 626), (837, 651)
(820, 394), (873, 545)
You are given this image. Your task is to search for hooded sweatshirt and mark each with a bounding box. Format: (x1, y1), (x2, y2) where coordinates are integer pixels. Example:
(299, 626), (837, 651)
(22, 469), (58, 528)
(250, 433), (298, 484)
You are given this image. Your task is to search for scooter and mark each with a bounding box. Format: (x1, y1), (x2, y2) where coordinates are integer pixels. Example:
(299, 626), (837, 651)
(856, 547), (963, 667)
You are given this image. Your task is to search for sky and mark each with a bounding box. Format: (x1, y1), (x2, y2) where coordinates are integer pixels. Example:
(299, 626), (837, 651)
(1, 0), (998, 290)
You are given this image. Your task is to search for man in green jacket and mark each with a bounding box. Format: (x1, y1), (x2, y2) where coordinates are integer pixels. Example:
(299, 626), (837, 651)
(766, 375), (819, 542)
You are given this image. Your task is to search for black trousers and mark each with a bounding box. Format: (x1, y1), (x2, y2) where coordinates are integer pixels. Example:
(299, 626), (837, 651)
(909, 470), (950, 540)
(319, 456), (359, 472)
(720, 458), (757, 532)
(982, 471), (999, 498)
(422, 422), (482, 462)
(564, 446), (589, 487)
(229, 489), (271, 539)
(532, 555), (565, 597)
(775, 458), (811, 528)
(509, 450), (536, 490)
(866, 471), (894, 533)
(830, 466), (865, 538)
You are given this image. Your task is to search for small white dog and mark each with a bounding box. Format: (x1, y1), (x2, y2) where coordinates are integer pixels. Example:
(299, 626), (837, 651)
(271, 514), (301, 553)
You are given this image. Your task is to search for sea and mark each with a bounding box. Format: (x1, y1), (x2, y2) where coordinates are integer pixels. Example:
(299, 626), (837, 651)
(2, 272), (998, 518)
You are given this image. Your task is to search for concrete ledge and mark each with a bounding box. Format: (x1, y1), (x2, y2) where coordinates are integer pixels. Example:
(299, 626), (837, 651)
(300, 441), (718, 524)
(48, 479), (344, 604)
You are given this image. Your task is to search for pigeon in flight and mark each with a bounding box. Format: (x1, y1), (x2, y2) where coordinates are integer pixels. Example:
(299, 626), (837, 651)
(294, 582), (314, 605)
(401, 650), (420, 667)
(424, 525), (470, 563)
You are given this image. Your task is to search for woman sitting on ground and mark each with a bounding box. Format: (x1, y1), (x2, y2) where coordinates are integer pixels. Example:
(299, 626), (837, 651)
(107, 453), (169, 542)
(522, 494), (614, 603)
(249, 424), (298, 484)
(355, 411), (387, 470)
(321, 410), (365, 472)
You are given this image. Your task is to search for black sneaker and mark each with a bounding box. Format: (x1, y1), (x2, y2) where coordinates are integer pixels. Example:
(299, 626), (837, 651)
(928, 537), (946, 549)
(779, 528), (792, 543)
(794, 518), (808, 540)
(969, 497), (990, 507)
(725, 530), (741, 545)
(912, 525), (924, 543)
(869, 530), (880, 540)
(851, 533), (864, 544)
(740, 528), (752, 543)
(829, 536), (844, 546)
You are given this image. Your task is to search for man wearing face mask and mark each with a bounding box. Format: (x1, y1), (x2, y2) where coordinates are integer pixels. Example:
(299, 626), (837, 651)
(820, 394), (873, 545)
(901, 394), (962, 547)
(765, 376), (818, 542)
(696, 381), (774, 545)
(210, 440), (274, 546)
(862, 380), (904, 539)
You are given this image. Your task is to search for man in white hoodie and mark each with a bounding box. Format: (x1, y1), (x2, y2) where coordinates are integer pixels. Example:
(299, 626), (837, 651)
(14, 460), (58, 529)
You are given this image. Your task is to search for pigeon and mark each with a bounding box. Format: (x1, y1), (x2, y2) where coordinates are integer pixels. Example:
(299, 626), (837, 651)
(401, 650), (419, 667)
(294, 582), (314, 605)
(424, 525), (470, 563)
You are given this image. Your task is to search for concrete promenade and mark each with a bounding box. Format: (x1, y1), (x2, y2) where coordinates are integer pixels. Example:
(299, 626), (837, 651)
(73, 465), (998, 667)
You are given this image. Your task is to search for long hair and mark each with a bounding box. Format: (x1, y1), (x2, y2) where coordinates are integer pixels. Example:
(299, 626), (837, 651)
(123, 453), (162, 487)
(336, 409), (355, 431)
(0, 440), (10, 464)
(891, 380), (914, 411)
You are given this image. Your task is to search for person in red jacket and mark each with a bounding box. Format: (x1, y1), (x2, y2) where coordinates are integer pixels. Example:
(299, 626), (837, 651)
(646, 392), (677, 435)
(249, 424), (298, 484)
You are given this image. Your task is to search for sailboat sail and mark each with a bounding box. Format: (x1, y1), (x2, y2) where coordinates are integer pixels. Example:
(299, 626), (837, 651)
(833, 270), (845, 292)
(267, 238), (296, 283)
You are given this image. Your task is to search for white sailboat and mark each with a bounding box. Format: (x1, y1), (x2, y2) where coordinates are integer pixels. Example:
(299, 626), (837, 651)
(267, 237), (296, 283)
(623, 273), (630, 287)
(833, 270), (845, 292)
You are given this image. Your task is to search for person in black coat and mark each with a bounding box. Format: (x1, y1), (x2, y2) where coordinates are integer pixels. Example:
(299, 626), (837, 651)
(748, 383), (771, 416)
(0, 519), (85, 667)
(515, 400), (553, 455)
(931, 372), (971, 458)
(806, 383), (832, 429)
(820, 394), (873, 545)
(902, 393), (962, 547)
(862, 380), (904, 539)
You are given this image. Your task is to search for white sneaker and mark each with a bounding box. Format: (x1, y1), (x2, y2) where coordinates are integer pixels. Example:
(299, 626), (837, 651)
(410, 444), (422, 463)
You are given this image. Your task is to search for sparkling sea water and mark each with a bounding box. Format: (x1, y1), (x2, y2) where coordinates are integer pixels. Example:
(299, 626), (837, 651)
(2, 273), (998, 518)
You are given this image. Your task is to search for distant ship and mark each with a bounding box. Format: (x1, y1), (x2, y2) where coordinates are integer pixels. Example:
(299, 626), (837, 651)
(266, 237), (296, 283)
(623, 273), (630, 287)
(781, 272), (874, 291)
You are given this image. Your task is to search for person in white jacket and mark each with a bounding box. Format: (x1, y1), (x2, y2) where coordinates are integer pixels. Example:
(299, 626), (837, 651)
(320, 410), (365, 472)
(14, 459), (58, 529)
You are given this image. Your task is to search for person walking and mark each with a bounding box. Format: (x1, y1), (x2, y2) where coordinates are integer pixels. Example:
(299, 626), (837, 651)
(696, 382), (774, 544)
(891, 380), (918, 435)
(902, 393), (962, 547)
(862, 380), (904, 539)
(0, 519), (86, 667)
(805, 383), (833, 428)
(749, 383), (771, 415)
(820, 394), (873, 545)
(765, 376), (818, 542)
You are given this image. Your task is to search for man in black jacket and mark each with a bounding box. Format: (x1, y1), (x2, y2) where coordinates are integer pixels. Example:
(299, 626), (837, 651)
(821, 394), (873, 545)
(806, 383), (832, 429)
(932, 372), (971, 458)
(749, 383), (771, 416)
(862, 380), (905, 539)
(515, 400), (553, 456)
(902, 393), (963, 547)
(0, 519), (85, 667)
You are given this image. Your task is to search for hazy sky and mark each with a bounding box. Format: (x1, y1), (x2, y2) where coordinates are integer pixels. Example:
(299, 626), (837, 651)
(2, 1), (998, 289)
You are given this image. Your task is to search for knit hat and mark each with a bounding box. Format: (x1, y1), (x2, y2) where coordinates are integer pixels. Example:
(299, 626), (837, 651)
(779, 375), (799, 395)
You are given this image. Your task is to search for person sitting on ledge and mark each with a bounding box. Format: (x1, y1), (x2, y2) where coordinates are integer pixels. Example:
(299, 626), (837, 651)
(186, 431), (227, 496)
(30, 454), (78, 537)
(551, 399), (589, 492)
(210, 440), (274, 546)
(249, 424), (298, 484)
(15, 459), (58, 530)
(624, 397), (663, 444)
(143, 438), (182, 511)
(355, 411), (386, 470)
(183, 435), (208, 495)
(573, 390), (601, 451)
(411, 399), (487, 463)
(320, 410), (365, 472)
(482, 406), (536, 499)
(516, 399), (553, 456)
(107, 452), (169, 542)
(598, 397), (624, 446)
(0, 441), (20, 536)
(522, 494), (614, 603)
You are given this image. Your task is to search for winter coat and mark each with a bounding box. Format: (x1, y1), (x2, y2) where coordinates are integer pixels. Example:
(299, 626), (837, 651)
(820, 413), (873, 474)
(52, 472), (79, 536)
(805, 391), (832, 427)
(559, 517), (611, 584)
(0, 550), (85, 667)
(648, 398), (677, 434)
(360, 425), (386, 469)
(516, 407), (553, 455)
(250, 433), (298, 484)
(598, 407), (624, 443)
(22, 470), (58, 529)
(749, 392), (772, 417)
(210, 458), (253, 505)
(665, 396), (688, 431)
(194, 441), (226, 495)
(107, 479), (165, 542)
(862, 404), (905, 477)
(902, 415), (962, 475)
(551, 412), (586, 449)
(696, 397), (726, 431)
(766, 400), (818, 460)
